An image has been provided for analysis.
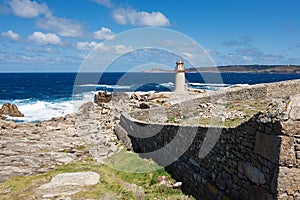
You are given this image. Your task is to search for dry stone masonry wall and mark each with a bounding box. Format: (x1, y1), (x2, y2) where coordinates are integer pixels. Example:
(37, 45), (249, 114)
(116, 79), (300, 200)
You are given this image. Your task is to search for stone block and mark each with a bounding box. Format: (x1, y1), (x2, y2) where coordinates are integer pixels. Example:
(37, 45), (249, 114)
(279, 136), (296, 165)
(254, 132), (280, 163)
(288, 95), (300, 120)
(281, 121), (300, 136)
(277, 167), (300, 196)
(238, 162), (266, 185)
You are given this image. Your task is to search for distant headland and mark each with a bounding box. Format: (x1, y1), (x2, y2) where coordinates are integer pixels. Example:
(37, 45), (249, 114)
(142, 64), (300, 74)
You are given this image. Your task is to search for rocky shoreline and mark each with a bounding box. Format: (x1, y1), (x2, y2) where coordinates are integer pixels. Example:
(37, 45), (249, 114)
(0, 101), (119, 183)
(3, 80), (299, 199)
(0, 91), (200, 199)
(0, 87), (271, 184)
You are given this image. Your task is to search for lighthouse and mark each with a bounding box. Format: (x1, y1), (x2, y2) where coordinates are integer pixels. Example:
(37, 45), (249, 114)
(174, 60), (187, 92)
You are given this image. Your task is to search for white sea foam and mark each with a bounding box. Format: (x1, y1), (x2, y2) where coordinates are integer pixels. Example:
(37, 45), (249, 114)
(1, 82), (240, 123)
(77, 84), (132, 89)
(2, 91), (97, 123)
(187, 82), (232, 90)
(188, 83), (231, 87)
(5, 100), (74, 123)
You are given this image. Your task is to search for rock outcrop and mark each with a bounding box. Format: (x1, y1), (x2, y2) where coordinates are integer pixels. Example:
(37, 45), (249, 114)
(0, 103), (24, 117)
(0, 101), (120, 183)
(94, 91), (112, 105)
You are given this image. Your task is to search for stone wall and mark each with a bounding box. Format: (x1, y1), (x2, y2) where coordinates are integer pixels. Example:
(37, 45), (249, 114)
(127, 79), (300, 124)
(277, 94), (300, 199)
(115, 80), (300, 200)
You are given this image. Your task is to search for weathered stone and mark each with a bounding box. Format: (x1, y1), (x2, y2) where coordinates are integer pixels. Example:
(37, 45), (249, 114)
(0, 103), (24, 117)
(130, 93), (148, 101)
(0, 120), (17, 129)
(281, 121), (300, 136)
(36, 172), (100, 198)
(148, 92), (170, 100)
(94, 91), (112, 104)
(277, 167), (300, 196)
(279, 136), (296, 165)
(287, 94), (300, 120)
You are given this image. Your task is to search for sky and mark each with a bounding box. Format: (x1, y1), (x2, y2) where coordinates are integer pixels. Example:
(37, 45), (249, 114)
(0, 0), (300, 72)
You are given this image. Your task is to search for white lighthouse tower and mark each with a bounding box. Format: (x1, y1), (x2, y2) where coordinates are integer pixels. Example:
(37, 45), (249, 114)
(174, 60), (187, 92)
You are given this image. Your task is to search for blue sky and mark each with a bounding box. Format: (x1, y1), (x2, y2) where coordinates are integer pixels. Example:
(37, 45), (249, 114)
(0, 0), (300, 72)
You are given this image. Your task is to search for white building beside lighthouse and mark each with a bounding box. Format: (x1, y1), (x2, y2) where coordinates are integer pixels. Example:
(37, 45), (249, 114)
(174, 60), (187, 92)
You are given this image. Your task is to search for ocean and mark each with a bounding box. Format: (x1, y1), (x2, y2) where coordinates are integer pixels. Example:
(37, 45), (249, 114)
(1, 72), (300, 123)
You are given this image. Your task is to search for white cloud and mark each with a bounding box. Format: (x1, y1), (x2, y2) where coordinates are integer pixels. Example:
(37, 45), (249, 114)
(113, 8), (170, 27)
(1, 30), (21, 41)
(94, 0), (114, 8)
(94, 27), (115, 40)
(27, 32), (62, 45)
(36, 16), (86, 38)
(76, 41), (100, 51)
(94, 43), (132, 54)
(76, 41), (132, 54)
(7, 0), (51, 18)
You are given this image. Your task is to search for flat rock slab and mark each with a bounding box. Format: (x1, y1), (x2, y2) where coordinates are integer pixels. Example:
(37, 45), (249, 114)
(36, 171), (100, 198)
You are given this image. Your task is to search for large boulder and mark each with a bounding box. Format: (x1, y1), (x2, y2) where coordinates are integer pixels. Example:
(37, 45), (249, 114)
(94, 91), (112, 105)
(0, 103), (24, 117)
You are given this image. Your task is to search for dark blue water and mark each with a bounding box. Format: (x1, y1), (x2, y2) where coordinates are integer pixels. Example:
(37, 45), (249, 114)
(1, 72), (300, 100)
(0, 72), (299, 122)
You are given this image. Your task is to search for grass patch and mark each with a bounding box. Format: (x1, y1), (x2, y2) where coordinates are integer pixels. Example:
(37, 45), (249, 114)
(223, 118), (246, 127)
(166, 116), (176, 123)
(0, 152), (194, 200)
(225, 99), (269, 117)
